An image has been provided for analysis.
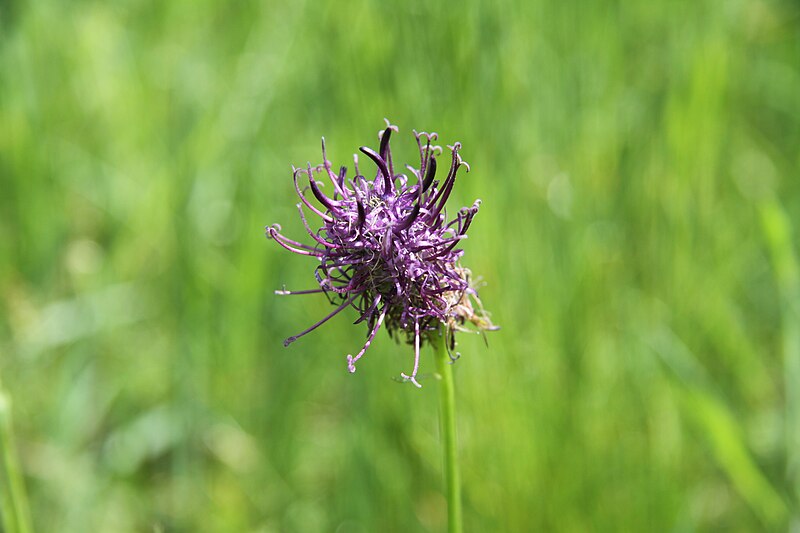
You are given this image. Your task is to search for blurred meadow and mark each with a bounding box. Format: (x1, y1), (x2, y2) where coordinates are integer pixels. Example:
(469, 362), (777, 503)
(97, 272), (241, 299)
(1, 0), (800, 531)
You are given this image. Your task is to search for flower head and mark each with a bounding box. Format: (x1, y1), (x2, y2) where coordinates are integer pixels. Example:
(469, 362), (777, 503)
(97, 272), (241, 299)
(267, 120), (496, 387)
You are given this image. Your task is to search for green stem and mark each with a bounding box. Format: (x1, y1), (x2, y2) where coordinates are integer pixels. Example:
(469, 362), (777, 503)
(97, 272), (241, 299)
(0, 382), (33, 533)
(433, 331), (462, 533)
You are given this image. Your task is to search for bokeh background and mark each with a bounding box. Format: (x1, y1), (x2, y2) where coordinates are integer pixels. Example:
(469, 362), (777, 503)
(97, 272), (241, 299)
(1, 0), (800, 531)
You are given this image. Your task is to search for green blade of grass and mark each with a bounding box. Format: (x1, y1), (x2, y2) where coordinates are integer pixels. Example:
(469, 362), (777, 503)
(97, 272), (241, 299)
(649, 326), (789, 528)
(760, 199), (800, 512)
(0, 381), (33, 533)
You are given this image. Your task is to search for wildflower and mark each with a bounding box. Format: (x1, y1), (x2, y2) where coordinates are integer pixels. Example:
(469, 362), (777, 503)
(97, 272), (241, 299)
(267, 120), (496, 387)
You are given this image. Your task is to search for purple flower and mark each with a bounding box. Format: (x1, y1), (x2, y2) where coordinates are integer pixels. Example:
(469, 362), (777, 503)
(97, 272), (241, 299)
(267, 120), (496, 387)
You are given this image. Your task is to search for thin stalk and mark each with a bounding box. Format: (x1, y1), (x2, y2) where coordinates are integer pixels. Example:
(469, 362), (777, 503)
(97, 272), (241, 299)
(0, 381), (33, 533)
(433, 331), (462, 533)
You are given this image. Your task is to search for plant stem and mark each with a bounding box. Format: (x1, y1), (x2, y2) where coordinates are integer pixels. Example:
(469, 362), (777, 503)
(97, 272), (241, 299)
(0, 381), (33, 533)
(433, 331), (462, 533)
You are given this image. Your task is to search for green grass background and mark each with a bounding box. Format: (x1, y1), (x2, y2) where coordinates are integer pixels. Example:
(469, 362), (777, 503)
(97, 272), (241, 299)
(1, 0), (800, 531)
